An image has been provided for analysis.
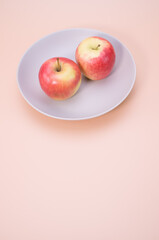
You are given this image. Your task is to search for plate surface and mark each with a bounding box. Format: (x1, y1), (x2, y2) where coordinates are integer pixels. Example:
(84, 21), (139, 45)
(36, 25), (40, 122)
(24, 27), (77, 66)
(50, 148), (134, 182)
(17, 28), (136, 120)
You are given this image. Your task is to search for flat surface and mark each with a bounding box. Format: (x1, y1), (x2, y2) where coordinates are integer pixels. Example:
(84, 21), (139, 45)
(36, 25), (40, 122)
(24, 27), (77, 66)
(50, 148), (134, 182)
(18, 28), (136, 120)
(0, 0), (159, 239)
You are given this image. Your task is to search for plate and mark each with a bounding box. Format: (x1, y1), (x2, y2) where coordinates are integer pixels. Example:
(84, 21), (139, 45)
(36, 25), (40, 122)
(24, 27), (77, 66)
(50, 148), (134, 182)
(17, 28), (136, 120)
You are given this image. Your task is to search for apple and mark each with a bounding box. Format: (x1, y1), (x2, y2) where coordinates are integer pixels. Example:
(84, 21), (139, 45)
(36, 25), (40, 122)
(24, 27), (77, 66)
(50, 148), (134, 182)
(39, 57), (81, 100)
(75, 36), (116, 80)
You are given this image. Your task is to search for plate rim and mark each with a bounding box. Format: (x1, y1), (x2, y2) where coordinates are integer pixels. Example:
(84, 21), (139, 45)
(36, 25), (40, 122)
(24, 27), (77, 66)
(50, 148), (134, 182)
(17, 28), (136, 121)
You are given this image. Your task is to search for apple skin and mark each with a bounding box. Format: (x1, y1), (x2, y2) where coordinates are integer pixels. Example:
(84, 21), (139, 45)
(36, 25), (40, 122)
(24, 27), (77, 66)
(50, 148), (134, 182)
(39, 57), (81, 100)
(75, 36), (116, 80)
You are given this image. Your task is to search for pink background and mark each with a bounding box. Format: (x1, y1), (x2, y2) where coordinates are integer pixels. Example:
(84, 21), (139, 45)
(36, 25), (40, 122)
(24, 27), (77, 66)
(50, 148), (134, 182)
(1, 0), (159, 239)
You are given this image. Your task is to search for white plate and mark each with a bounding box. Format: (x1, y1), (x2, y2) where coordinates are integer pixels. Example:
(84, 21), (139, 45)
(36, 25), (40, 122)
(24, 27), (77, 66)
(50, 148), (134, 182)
(17, 28), (136, 120)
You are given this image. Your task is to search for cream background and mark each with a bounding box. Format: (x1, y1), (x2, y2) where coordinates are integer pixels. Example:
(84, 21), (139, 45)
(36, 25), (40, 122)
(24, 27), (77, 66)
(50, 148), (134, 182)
(0, 0), (159, 239)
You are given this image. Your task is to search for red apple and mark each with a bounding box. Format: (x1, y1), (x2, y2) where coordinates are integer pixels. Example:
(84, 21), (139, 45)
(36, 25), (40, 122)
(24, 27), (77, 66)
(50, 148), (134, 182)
(75, 36), (115, 80)
(39, 57), (81, 100)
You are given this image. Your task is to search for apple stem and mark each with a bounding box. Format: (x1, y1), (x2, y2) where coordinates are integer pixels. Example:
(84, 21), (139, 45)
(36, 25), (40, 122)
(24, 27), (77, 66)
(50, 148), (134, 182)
(96, 44), (100, 50)
(56, 58), (61, 72)
(92, 44), (101, 50)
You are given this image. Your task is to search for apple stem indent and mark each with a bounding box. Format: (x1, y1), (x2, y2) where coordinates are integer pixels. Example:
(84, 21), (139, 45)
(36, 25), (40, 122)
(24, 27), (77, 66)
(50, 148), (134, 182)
(56, 58), (61, 72)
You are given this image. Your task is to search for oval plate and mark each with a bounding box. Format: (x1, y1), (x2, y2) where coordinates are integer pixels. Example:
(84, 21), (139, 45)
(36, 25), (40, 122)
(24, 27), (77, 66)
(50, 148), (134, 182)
(17, 28), (136, 120)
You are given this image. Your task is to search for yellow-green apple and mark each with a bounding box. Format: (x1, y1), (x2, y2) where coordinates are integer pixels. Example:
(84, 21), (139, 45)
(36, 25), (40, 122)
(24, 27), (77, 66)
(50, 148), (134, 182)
(39, 57), (81, 100)
(75, 36), (115, 80)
